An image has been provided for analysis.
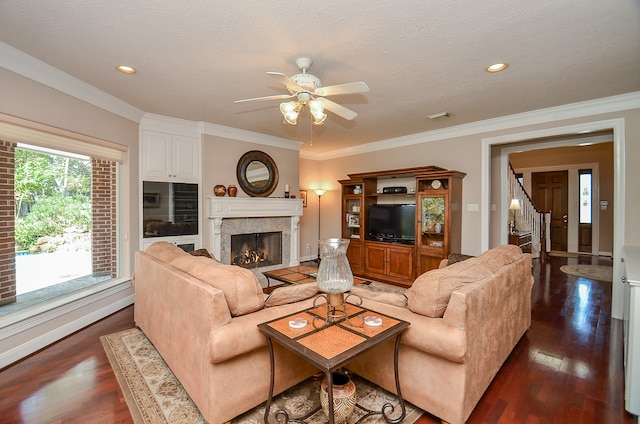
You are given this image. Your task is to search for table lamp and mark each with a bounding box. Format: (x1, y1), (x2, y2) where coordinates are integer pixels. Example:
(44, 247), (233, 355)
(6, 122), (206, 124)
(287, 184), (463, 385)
(509, 198), (521, 234)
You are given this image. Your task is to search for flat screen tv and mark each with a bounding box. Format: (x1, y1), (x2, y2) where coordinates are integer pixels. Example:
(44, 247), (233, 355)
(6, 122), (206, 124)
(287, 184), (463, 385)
(143, 181), (199, 238)
(367, 204), (415, 244)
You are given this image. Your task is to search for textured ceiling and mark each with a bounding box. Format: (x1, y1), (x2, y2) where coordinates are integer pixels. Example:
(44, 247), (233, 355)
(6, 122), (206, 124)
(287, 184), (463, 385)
(1, 1), (639, 153)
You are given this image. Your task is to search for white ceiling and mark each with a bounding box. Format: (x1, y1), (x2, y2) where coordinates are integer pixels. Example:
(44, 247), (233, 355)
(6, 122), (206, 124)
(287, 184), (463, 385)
(1, 1), (639, 154)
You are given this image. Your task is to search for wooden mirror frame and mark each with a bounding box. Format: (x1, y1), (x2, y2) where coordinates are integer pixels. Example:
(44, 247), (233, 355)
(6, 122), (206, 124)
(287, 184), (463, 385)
(236, 150), (279, 197)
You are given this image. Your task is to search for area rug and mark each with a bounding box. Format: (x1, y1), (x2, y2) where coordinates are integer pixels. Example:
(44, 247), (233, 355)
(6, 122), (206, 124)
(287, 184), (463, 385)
(560, 264), (613, 282)
(549, 250), (580, 258)
(101, 328), (423, 424)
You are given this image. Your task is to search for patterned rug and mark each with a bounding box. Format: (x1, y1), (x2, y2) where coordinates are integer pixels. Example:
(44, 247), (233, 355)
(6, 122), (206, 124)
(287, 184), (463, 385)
(101, 328), (423, 424)
(560, 264), (613, 282)
(549, 250), (580, 258)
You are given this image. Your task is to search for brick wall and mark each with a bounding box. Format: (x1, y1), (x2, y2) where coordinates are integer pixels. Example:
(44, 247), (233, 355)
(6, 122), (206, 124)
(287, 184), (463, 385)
(0, 140), (16, 306)
(91, 159), (117, 277)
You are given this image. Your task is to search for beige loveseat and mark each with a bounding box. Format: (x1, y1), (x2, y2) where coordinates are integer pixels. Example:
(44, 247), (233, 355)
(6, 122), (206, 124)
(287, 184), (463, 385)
(134, 242), (533, 424)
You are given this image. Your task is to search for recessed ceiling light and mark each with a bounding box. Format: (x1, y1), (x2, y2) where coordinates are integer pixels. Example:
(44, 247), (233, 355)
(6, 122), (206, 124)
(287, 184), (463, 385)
(116, 65), (136, 74)
(486, 63), (509, 73)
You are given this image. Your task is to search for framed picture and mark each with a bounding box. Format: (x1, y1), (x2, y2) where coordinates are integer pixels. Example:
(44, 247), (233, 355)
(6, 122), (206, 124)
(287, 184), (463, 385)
(300, 190), (308, 207)
(143, 193), (160, 208)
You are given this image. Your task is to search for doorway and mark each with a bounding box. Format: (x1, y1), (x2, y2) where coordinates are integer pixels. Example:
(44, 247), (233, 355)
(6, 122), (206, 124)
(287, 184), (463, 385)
(532, 171), (568, 251)
(482, 118), (625, 320)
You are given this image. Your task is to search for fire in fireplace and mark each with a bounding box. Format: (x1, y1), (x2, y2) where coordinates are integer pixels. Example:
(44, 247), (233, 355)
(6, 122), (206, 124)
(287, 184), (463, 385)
(231, 231), (282, 269)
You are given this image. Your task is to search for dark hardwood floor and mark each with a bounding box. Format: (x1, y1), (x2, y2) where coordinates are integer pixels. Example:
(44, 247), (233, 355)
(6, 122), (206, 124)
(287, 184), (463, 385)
(0, 254), (636, 423)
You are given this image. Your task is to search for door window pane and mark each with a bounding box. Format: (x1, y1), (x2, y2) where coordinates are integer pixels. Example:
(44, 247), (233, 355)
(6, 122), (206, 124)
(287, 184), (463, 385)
(579, 171), (592, 224)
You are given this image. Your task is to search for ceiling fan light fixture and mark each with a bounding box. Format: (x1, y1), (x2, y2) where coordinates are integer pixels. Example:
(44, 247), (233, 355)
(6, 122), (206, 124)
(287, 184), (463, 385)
(309, 99), (327, 124)
(312, 111), (327, 125)
(280, 101), (300, 125)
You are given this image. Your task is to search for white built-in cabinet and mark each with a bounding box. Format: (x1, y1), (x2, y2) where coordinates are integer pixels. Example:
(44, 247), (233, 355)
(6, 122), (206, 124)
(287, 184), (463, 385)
(139, 117), (202, 251)
(141, 130), (200, 182)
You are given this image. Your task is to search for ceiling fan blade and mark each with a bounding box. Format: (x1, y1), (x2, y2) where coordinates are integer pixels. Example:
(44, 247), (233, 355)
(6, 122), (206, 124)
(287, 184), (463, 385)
(317, 97), (358, 120)
(234, 93), (296, 103)
(267, 71), (304, 93)
(314, 82), (369, 97)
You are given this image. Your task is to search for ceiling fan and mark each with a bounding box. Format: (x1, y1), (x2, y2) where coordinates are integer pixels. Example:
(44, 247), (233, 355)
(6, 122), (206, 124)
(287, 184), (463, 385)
(234, 57), (369, 125)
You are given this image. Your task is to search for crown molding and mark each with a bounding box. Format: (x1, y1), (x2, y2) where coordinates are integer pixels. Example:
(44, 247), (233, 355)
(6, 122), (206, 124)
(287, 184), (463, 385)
(199, 121), (301, 151)
(0, 42), (144, 123)
(310, 91), (640, 160)
(140, 113), (202, 138)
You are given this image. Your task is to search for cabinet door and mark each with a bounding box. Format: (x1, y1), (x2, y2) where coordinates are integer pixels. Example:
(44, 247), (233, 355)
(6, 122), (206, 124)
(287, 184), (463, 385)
(418, 193), (448, 253)
(343, 196), (361, 240)
(346, 241), (364, 274)
(365, 243), (387, 275)
(387, 245), (413, 280)
(418, 252), (445, 275)
(172, 135), (200, 182)
(142, 131), (172, 180)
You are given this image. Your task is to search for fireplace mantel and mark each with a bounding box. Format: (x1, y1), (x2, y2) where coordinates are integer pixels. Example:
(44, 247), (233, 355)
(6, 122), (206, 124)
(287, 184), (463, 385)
(206, 197), (303, 266)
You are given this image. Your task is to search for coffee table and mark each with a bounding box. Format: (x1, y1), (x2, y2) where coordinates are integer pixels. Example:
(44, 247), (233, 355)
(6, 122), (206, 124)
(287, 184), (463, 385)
(257, 302), (410, 424)
(263, 265), (371, 287)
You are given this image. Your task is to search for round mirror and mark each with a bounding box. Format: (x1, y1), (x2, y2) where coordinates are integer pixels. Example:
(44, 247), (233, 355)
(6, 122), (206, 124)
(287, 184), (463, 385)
(236, 150), (279, 197)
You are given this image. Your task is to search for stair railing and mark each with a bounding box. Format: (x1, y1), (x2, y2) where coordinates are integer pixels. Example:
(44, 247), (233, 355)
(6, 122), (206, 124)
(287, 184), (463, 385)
(509, 165), (549, 259)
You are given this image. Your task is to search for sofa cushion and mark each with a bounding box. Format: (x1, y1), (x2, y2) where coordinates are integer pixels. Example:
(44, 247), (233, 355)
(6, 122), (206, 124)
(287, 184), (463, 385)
(406, 244), (523, 318)
(265, 283), (318, 307)
(145, 241), (189, 262)
(169, 255), (264, 316)
(349, 285), (408, 308)
(189, 248), (218, 261)
(446, 253), (475, 266)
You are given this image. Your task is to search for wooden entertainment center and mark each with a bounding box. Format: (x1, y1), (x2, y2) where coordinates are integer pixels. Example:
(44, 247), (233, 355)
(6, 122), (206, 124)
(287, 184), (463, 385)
(339, 166), (465, 287)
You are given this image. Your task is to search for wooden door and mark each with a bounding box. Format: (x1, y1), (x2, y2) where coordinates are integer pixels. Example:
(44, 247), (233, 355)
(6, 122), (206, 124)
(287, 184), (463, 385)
(532, 171), (568, 251)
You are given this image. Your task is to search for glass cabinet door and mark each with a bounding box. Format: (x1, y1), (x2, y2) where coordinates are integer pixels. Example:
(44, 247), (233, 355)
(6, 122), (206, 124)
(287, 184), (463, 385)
(344, 197), (361, 240)
(419, 194), (447, 251)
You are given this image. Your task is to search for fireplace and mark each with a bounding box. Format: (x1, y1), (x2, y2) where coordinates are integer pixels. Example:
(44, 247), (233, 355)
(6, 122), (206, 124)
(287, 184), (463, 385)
(207, 197), (304, 287)
(231, 231), (282, 269)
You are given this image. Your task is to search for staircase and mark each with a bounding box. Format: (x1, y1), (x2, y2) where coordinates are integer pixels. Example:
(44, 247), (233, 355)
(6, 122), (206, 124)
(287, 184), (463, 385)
(509, 165), (549, 259)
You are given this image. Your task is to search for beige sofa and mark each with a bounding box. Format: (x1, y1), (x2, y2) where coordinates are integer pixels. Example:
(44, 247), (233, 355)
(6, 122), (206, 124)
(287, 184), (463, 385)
(134, 242), (533, 424)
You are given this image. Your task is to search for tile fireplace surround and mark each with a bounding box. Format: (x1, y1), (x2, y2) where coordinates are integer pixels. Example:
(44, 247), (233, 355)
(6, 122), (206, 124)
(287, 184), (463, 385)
(207, 197), (304, 283)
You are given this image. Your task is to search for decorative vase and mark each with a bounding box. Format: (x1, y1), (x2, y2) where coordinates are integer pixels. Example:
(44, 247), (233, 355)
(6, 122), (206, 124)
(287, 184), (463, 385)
(435, 223), (443, 233)
(320, 371), (356, 423)
(213, 185), (226, 196)
(227, 185), (237, 197)
(317, 238), (353, 306)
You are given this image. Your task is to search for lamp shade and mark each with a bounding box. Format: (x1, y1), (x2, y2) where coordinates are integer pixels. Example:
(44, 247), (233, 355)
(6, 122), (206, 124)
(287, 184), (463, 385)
(279, 101), (300, 125)
(509, 198), (521, 211)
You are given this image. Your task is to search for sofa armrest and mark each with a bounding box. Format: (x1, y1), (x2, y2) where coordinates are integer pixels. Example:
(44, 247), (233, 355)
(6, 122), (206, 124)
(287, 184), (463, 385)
(441, 253), (533, 400)
(208, 297), (317, 363)
(134, 251), (232, 340)
(134, 251), (233, 411)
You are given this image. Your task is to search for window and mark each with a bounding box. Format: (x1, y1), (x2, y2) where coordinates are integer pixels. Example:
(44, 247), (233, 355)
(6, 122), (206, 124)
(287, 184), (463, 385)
(0, 118), (124, 317)
(579, 170), (592, 224)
